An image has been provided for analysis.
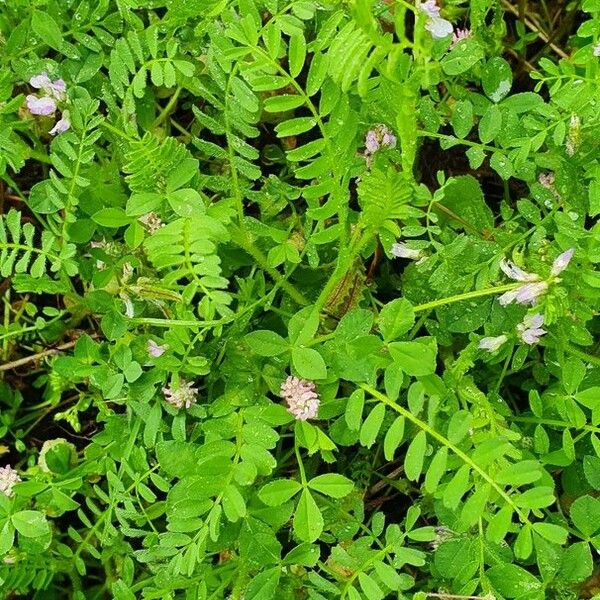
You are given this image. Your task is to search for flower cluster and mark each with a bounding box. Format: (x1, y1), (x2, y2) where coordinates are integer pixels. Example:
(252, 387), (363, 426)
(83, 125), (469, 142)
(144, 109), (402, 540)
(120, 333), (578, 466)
(139, 212), (164, 234)
(280, 376), (320, 421)
(497, 249), (574, 307)
(0, 465), (21, 497)
(517, 313), (546, 345)
(163, 379), (198, 410)
(26, 72), (70, 135)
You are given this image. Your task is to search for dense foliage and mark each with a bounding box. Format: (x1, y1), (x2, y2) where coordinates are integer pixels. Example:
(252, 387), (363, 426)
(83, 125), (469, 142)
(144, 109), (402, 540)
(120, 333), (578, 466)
(1, 0), (600, 598)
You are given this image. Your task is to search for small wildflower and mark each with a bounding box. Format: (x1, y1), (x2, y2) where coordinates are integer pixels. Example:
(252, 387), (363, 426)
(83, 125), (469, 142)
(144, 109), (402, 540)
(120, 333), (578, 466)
(499, 259), (540, 283)
(0, 465), (21, 497)
(139, 212), (164, 234)
(365, 130), (380, 154)
(479, 335), (508, 353)
(148, 339), (167, 358)
(429, 526), (454, 550)
(450, 28), (471, 49)
(499, 281), (548, 306)
(517, 313), (546, 345)
(391, 241), (421, 260)
(280, 376), (320, 421)
(538, 172), (555, 188)
(30, 72), (66, 100)
(26, 94), (56, 116)
(49, 111), (71, 136)
(419, 1), (453, 39)
(163, 379), (198, 410)
(550, 248), (575, 277)
(364, 124), (396, 155)
(419, 0), (441, 18)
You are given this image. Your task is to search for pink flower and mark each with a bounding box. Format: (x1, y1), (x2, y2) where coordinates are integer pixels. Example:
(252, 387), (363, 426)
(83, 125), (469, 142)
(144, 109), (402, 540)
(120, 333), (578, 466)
(517, 314), (546, 345)
(364, 125), (396, 155)
(30, 72), (66, 100)
(26, 95), (56, 116)
(391, 242), (421, 260)
(450, 28), (471, 49)
(280, 376), (320, 421)
(0, 465), (20, 497)
(29, 72), (53, 89)
(426, 17), (453, 39)
(49, 112), (70, 135)
(479, 335), (508, 352)
(550, 248), (574, 277)
(163, 378), (198, 410)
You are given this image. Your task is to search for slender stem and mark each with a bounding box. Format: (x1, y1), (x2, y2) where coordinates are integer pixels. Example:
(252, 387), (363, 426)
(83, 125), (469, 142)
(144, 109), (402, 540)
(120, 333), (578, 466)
(564, 344), (600, 368)
(412, 283), (519, 313)
(294, 441), (307, 486)
(359, 383), (530, 525)
(152, 86), (182, 129)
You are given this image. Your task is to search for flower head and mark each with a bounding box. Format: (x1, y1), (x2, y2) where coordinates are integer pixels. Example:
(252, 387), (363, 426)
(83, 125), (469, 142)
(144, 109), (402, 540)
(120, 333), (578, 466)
(163, 379), (198, 410)
(499, 281), (548, 306)
(479, 335), (508, 353)
(49, 112), (70, 136)
(517, 313), (546, 345)
(391, 241), (421, 260)
(426, 16), (453, 39)
(280, 376), (320, 421)
(30, 72), (66, 100)
(148, 339), (167, 358)
(550, 248), (574, 277)
(26, 95), (56, 116)
(0, 465), (21, 497)
(499, 259), (540, 282)
(364, 124), (397, 155)
(450, 28), (471, 49)
(139, 212), (164, 234)
(419, 0), (441, 18)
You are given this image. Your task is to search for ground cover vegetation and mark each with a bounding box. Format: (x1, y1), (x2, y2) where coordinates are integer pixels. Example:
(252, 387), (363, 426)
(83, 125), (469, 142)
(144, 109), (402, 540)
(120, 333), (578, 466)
(1, 0), (600, 598)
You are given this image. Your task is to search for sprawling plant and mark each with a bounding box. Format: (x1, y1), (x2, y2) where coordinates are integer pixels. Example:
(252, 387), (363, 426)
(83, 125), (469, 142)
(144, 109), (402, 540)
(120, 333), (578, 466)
(1, 1), (599, 599)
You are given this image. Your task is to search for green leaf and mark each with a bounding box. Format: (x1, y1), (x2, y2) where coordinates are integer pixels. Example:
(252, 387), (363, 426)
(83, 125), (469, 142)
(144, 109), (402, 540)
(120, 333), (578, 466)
(383, 416), (405, 460)
(425, 446), (448, 493)
(441, 39), (484, 75)
(583, 455), (600, 489)
(293, 489), (323, 542)
(388, 338), (437, 376)
(479, 104), (502, 144)
(345, 389), (364, 431)
(258, 479), (302, 506)
(308, 474), (353, 498)
(443, 464), (471, 509)
(358, 572), (384, 600)
(451, 100), (473, 138)
(291, 346), (327, 379)
(514, 486), (555, 510)
(486, 564), (541, 598)
(11, 510), (50, 538)
(532, 523), (568, 545)
(0, 522), (14, 556)
(446, 410), (473, 444)
(482, 57), (512, 102)
(486, 505), (513, 543)
(404, 430), (427, 481)
(359, 404), (385, 448)
(245, 330), (289, 356)
(288, 32), (307, 78)
(496, 460), (542, 486)
(92, 208), (133, 228)
(378, 299), (415, 342)
(263, 95), (305, 113)
(558, 542), (593, 583)
(32, 10), (63, 51)
(245, 568), (281, 600)
(570, 495), (600, 537)
(514, 524), (533, 559)
(222, 484), (247, 522)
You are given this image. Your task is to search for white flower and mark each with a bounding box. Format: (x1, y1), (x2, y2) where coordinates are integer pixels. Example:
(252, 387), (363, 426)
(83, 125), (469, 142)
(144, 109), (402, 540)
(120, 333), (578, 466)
(49, 112), (71, 136)
(30, 72), (66, 100)
(499, 259), (540, 282)
(280, 376), (320, 421)
(0, 465), (21, 497)
(499, 281), (548, 306)
(419, 0), (441, 18)
(550, 248), (574, 277)
(148, 340), (167, 358)
(517, 313), (546, 345)
(163, 378), (198, 410)
(479, 335), (508, 353)
(139, 212), (164, 234)
(391, 242), (421, 260)
(426, 16), (453, 39)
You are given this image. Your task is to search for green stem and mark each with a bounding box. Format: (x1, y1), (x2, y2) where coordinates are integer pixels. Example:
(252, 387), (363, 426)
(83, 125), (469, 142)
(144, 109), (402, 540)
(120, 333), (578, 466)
(294, 441), (307, 486)
(359, 383), (531, 525)
(412, 283), (520, 313)
(564, 343), (600, 368)
(152, 86), (182, 130)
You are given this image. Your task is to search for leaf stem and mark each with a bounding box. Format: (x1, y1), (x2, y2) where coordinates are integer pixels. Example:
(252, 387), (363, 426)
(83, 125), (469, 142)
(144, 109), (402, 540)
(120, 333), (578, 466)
(412, 283), (520, 313)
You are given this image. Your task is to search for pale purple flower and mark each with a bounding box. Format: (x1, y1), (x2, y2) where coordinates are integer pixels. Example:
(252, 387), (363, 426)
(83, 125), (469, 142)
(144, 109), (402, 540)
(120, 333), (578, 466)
(280, 376), (320, 421)
(517, 313), (546, 345)
(0, 465), (21, 497)
(148, 339), (167, 358)
(163, 378), (198, 410)
(593, 42), (600, 57)
(30, 72), (66, 100)
(419, 0), (441, 18)
(450, 28), (471, 49)
(364, 124), (396, 156)
(26, 95), (56, 116)
(49, 112), (70, 135)
(499, 259), (540, 282)
(538, 172), (555, 188)
(550, 248), (575, 277)
(479, 335), (508, 353)
(498, 281), (548, 306)
(391, 242), (421, 260)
